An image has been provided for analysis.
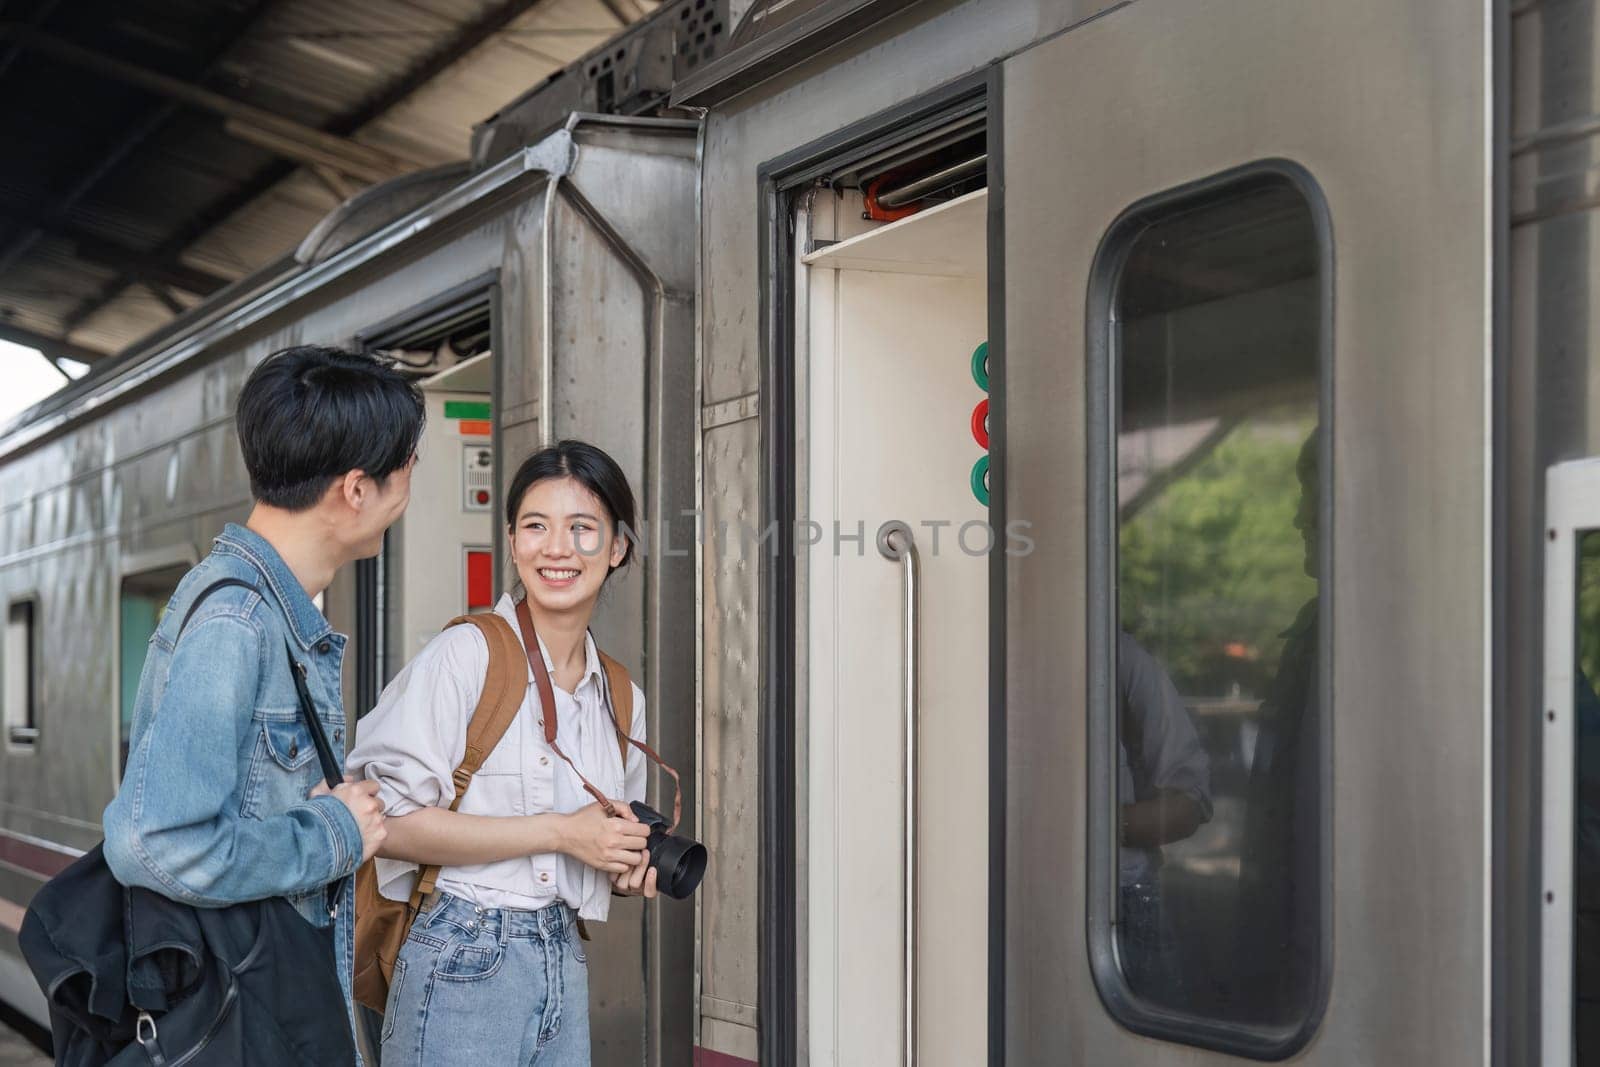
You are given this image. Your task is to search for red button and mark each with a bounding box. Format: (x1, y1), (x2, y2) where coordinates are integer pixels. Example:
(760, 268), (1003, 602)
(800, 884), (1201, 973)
(466, 550), (493, 609)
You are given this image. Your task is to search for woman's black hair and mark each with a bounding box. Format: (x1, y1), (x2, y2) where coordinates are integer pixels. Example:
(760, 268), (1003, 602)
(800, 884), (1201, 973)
(505, 440), (637, 572)
(236, 345), (425, 511)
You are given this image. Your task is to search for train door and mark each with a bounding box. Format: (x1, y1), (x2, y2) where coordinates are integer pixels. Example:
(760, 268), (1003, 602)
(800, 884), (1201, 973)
(799, 119), (991, 1065)
(1542, 459), (1600, 1067)
(1001, 1), (1490, 1064)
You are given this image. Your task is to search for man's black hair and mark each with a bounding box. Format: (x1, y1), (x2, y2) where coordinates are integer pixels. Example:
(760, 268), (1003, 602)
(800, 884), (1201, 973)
(236, 345), (425, 512)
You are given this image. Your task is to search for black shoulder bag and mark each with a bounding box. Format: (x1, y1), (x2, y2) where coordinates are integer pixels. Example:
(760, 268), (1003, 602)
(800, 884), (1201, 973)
(19, 578), (356, 1066)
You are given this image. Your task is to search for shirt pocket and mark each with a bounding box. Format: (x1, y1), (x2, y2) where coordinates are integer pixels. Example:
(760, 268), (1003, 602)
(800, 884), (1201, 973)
(477, 724), (520, 773)
(240, 713), (321, 820)
(456, 728), (524, 817)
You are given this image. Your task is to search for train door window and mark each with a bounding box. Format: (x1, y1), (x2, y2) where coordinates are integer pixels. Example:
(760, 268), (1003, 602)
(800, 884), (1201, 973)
(119, 565), (189, 775)
(1091, 166), (1329, 1051)
(4, 598), (38, 749)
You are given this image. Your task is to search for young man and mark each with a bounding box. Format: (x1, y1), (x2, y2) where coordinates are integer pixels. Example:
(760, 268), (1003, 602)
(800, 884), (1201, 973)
(103, 345), (423, 1052)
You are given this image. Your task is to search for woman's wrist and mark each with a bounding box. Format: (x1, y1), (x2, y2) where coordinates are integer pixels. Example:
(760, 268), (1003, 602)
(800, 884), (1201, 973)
(549, 811), (575, 857)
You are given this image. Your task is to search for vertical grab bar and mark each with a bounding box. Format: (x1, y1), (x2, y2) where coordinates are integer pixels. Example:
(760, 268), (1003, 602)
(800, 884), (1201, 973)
(877, 520), (920, 1067)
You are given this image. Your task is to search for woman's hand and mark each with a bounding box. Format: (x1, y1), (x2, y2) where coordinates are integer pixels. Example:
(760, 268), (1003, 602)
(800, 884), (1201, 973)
(560, 800), (651, 873)
(611, 852), (659, 898)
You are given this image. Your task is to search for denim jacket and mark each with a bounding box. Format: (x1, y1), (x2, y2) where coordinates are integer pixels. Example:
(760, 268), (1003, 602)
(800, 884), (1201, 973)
(103, 523), (364, 1054)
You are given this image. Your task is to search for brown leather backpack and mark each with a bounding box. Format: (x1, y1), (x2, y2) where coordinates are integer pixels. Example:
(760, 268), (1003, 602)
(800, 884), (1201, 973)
(351, 610), (635, 1012)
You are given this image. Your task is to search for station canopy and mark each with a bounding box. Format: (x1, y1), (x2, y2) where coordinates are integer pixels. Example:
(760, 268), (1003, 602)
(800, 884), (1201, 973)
(0, 0), (661, 374)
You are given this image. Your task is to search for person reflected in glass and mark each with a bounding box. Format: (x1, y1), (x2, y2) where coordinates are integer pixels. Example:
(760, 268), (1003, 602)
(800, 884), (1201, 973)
(1118, 631), (1213, 1001)
(1237, 427), (1320, 1023)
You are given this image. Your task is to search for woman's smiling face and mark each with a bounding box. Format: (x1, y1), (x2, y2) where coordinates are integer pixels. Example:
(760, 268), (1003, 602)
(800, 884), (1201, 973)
(509, 475), (628, 616)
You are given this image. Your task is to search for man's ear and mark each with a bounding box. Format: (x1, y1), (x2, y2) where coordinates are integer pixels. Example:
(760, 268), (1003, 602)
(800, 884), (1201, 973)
(338, 469), (368, 511)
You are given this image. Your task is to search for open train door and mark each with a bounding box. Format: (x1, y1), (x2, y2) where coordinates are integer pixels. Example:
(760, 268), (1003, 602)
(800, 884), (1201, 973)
(1000, 1), (1491, 1064)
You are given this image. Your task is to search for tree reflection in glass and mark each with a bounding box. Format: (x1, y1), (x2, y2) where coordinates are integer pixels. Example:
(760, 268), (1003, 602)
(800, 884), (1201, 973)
(1111, 174), (1323, 1029)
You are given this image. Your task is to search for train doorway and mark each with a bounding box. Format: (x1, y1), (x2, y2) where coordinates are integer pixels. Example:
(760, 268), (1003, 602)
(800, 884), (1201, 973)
(794, 101), (991, 1067)
(353, 289), (498, 711)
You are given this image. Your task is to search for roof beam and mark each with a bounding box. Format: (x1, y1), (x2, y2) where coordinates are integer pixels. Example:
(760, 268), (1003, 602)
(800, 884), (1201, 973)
(0, 205), (230, 294)
(339, 0), (563, 126)
(144, 283), (186, 315)
(0, 24), (426, 183)
(0, 322), (113, 364)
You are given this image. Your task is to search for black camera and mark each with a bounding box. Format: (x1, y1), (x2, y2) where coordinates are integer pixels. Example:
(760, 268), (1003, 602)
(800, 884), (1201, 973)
(629, 801), (707, 899)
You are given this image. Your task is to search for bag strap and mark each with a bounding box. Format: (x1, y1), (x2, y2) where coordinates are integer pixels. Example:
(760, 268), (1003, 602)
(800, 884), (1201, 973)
(180, 577), (342, 791)
(412, 612), (527, 905)
(597, 651), (633, 769)
(286, 642), (343, 791)
(513, 599), (684, 833)
(595, 647), (684, 834)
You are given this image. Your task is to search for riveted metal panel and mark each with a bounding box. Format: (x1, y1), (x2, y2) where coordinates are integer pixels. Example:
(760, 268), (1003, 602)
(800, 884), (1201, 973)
(700, 415), (762, 1023)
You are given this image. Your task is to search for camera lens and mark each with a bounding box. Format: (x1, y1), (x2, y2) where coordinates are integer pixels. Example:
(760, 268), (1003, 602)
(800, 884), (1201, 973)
(630, 801), (708, 899)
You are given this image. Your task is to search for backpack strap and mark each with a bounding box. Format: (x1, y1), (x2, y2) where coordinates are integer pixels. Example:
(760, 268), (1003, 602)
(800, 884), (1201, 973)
(596, 650), (633, 770)
(177, 578), (256, 635)
(593, 651), (683, 834)
(412, 612), (526, 905)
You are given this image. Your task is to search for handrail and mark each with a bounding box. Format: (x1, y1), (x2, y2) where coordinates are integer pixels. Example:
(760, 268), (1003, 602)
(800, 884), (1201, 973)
(877, 520), (920, 1066)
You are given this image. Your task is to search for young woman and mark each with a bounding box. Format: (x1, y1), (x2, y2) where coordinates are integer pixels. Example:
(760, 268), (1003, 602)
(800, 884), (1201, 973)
(348, 440), (659, 1066)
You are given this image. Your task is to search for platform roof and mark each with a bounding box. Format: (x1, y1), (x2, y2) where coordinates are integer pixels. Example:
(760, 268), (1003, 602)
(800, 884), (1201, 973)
(0, 0), (656, 370)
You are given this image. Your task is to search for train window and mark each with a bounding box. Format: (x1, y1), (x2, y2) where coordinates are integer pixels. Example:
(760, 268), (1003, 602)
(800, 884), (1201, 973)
(4, 598), (38, 748)
(119, 566), (188, 776)
(1091, 165), (1329, 1054)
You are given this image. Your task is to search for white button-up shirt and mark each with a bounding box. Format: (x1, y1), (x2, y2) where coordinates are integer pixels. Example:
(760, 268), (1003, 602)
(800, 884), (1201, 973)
(348, 594), (646, 921)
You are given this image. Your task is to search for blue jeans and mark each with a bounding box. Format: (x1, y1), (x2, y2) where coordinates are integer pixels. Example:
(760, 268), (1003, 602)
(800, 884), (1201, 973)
(380, 892), (591, 1066)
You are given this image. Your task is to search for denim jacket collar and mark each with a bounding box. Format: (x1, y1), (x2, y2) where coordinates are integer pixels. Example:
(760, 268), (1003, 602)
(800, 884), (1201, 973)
(213, 522), (333, 650)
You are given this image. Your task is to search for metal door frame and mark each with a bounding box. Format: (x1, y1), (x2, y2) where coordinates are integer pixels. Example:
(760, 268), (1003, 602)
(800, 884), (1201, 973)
(351, 274), (502, 712)
(754, 67), (1001, 1067)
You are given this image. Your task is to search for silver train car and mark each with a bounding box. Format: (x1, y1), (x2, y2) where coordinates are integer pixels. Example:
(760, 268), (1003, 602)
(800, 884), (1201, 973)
(0, 0), (1591, 1063)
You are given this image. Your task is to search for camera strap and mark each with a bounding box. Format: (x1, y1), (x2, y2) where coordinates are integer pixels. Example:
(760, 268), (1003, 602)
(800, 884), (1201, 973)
(514, 598), (684, 833)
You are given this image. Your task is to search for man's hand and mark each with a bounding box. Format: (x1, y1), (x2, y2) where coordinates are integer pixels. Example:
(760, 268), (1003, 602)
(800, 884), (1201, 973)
(312, 777), (387, 864)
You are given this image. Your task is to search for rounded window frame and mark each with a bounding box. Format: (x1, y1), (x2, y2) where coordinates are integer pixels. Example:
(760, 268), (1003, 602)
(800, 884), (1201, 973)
(1083, 158), (1335, 1061)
